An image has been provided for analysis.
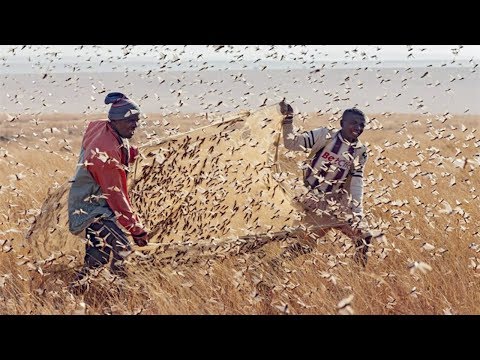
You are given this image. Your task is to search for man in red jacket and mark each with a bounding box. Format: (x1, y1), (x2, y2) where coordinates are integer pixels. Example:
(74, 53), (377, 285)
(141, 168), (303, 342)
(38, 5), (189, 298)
(68, 92), (148, 290)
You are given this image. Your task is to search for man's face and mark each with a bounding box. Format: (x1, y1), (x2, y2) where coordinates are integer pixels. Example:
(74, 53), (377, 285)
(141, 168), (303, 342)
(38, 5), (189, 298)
(111, 116), (140, 139)
(341, 113), (365, 142)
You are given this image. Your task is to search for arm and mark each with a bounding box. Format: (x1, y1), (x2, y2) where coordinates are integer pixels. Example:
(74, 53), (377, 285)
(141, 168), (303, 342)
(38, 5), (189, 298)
(86, 148), (146, 237)
(282, 118), (311, 151)
(349, 148), (368, 216)
(283, 120), (330, 153)
(279, 101), (318, 151)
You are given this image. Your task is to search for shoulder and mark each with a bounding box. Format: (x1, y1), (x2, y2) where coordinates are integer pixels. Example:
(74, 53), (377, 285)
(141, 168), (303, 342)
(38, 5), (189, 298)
(84, 121), (121, 158)
(354, 138), (367, 151)
(312, 127), (332, 138)
(85, 120), (111, 138)
(357, 142), (368, 160)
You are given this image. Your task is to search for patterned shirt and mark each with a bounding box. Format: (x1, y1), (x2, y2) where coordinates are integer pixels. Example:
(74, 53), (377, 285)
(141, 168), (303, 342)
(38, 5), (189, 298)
(283, 122), (368, 215)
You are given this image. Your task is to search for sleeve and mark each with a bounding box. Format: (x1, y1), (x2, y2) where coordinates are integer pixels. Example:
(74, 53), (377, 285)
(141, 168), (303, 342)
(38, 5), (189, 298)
(86, 147), (146, 236)
(349, 148), (368, 216)
(282, 119), (329, 152)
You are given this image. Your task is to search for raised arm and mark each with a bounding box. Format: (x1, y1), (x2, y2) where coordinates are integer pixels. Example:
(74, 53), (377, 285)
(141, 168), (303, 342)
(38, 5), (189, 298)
(280, 101), (314, 151)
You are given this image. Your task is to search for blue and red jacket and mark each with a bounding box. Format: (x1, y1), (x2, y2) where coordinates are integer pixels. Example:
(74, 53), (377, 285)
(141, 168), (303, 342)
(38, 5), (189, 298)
(68, 120), (145, 236)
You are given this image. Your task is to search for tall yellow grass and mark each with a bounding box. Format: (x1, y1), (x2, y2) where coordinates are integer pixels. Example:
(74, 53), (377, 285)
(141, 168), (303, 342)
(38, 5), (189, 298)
(0, 111), (479, 314)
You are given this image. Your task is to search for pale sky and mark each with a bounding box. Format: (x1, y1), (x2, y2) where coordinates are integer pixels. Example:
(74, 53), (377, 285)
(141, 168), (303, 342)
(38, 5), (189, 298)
(0, 45), (477, 62)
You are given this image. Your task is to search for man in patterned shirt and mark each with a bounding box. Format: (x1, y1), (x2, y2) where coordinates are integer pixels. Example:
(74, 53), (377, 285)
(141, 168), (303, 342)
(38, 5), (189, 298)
(279, 101), (373, 266)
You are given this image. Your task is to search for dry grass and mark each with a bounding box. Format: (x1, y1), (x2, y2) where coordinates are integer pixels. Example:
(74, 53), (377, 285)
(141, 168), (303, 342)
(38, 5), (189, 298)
(1, 110), (479, 314)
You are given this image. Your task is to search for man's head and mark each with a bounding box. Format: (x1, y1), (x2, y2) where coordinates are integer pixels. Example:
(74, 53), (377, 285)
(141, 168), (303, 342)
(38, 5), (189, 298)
(105, 92), (141, 139)
(340, 108), (366, 142)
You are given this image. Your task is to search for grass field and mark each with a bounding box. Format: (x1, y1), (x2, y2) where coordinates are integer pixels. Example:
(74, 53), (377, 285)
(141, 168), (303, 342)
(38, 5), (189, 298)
(0, 110), (479, 314)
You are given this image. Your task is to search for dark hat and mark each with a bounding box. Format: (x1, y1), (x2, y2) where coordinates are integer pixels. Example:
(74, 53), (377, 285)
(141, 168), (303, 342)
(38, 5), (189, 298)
(105, 92), (141, 121)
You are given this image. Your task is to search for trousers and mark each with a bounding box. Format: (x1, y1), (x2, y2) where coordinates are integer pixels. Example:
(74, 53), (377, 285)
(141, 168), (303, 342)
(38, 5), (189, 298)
(84, 219), (132, 271)
(296, 189), (372, 239)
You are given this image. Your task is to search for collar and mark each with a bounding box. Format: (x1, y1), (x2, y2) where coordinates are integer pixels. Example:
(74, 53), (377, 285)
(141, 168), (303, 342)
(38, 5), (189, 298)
(337, 130), (361, 147)
(107, 121), (123, 144)
(107, 121), (130, 147)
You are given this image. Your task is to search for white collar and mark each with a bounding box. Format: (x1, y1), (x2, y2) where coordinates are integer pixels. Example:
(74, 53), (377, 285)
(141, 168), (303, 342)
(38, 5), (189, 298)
(337, 130), (362, 148)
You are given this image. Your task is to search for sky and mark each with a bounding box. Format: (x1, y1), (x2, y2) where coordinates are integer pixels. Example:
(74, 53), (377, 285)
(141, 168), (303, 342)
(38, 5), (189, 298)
(2, 44), (480, 115)
(0, 45), (477, 63)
